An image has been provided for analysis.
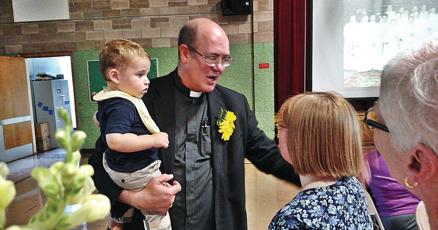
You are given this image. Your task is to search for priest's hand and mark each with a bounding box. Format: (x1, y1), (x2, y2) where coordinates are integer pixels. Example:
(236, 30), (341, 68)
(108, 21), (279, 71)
(119, 174), (181, 215)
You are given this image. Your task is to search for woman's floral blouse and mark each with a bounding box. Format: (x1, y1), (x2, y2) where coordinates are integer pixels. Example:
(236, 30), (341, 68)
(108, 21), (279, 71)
(269, 177), (373, 230)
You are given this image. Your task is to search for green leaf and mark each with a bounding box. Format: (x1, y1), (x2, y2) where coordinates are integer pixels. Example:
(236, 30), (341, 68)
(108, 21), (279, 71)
(31, 168), (62, 199)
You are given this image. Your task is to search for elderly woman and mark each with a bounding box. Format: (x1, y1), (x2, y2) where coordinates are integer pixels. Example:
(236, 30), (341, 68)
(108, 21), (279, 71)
(365, 38), (438, 229)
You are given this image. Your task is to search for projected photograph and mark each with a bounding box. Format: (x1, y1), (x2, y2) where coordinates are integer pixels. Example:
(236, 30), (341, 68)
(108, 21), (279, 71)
(343, 1), (438, 88)
(311, 0), (438, 98)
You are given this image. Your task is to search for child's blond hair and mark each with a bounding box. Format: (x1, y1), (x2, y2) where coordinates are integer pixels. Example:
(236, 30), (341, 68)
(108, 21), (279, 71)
(99, 39), (149, 81)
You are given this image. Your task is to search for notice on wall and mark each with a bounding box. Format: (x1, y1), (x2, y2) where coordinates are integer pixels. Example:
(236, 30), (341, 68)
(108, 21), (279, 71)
(12, 0), (70, 22)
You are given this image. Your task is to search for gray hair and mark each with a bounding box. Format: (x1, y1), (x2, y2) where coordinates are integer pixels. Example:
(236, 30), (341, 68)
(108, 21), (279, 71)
(379, 38), (438, 154)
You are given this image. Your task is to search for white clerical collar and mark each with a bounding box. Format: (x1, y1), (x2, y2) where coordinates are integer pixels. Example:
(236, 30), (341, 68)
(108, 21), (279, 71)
(189, 91), (202, 98)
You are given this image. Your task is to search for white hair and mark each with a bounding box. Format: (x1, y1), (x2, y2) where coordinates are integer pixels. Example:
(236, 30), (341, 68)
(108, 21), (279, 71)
(379, 38), (438, 154)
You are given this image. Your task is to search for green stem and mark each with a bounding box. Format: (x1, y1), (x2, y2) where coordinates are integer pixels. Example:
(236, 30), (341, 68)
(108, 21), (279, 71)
(0, 209), (5, 230)
(28, 199), (66, 229)
(64, 124), (73, 163)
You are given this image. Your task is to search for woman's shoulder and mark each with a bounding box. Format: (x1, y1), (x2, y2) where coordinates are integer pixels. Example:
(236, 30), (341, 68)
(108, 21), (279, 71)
(268, 201), (302, 230)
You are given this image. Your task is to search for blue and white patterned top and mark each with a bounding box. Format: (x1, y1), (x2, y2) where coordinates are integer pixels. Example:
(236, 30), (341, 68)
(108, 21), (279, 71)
(268, 177), (373, 230)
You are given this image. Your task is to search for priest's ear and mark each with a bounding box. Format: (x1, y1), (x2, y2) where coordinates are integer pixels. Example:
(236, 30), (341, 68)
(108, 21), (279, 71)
(179, 44), (191, 64)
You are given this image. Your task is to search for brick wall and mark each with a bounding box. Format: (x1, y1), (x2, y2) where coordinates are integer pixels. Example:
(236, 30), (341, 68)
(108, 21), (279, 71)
(0, 0), (273, 54)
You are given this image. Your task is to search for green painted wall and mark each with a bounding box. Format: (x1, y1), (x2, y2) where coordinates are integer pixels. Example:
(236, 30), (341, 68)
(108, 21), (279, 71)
(72, 50), (100, 149)
(254, 43), (275, 139)
(73, 43), (275, 149)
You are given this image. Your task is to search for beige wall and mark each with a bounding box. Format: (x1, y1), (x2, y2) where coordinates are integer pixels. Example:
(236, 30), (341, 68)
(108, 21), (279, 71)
(0, 0), (274, 54)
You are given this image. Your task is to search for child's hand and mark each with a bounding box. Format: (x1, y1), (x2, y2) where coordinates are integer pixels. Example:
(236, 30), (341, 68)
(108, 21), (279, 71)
(152, 132), (169, 148)
(92, 111), (100, 128)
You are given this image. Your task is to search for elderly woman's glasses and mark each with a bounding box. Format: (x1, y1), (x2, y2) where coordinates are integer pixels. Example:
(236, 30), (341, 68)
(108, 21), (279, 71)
(363, 107), (390, 133)
(185, 44), (233, 68)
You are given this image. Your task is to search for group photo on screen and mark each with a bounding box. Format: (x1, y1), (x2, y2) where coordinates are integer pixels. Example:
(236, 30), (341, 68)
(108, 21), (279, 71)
(312, 0), (438, 98)
(344, 0), (438, 88)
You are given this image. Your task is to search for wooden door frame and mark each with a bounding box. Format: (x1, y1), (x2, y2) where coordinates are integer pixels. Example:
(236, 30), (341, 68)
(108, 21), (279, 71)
(20, 51), (77, 124)
(21, 51), (75, 152)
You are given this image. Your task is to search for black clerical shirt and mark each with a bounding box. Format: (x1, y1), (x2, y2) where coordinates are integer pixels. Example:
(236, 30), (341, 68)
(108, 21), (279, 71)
(171, 76), (214, 229)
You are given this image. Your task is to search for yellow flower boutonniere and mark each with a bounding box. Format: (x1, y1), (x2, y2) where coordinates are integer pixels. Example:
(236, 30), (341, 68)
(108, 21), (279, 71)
(217, 109), (237, 141)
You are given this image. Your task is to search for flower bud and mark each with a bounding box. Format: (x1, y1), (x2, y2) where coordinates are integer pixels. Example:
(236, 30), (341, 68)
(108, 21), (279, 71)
(0, 178), (16, 209)
(82, 194), (110, 222)
(71, 131), (86, 152)
(55, 130), (68, 149)
(0, 162), (9, 178)
(57, 108), (70, 124)
(65, 194), (110, 227)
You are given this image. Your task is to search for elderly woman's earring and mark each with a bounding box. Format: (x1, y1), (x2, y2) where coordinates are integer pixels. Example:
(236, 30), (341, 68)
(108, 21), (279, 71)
(404, 176), (418, 189)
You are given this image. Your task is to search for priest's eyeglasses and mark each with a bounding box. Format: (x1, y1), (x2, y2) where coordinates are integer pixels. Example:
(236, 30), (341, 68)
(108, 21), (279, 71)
(185, 44), (233, 68)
